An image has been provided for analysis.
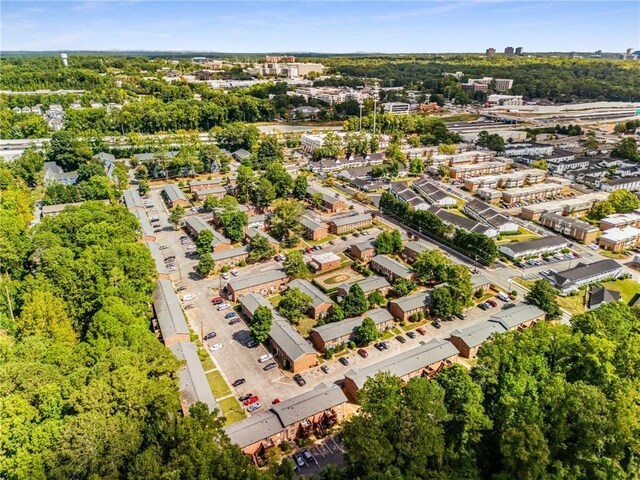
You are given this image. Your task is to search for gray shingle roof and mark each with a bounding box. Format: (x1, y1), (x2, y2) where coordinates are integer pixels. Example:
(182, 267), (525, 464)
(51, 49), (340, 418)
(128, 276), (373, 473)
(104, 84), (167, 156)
(551, 259), (621, 287)
(589, 287), (621, 308)
(471, 273), (491, 289)
(371, 255), (413, 279)
(310, 308), (393, 343)
(229, 269), (288, 292)
(189, 178), (223, 188)
(352, 239), (376, 252)
(488, 303), (545, 329)
(246, 227), (278, 245)
(272, 383), (347, 427)
(132, 208), (155, 237)
(270, 318), (316, 361)
(145, 241), (169, 276)
(337, 275), (390, 296)
(329, 213), (372, 227)
(163, 183), (188, 203)
(345, 338), (458, 389)
(289, 279), (333, 309)
(153, 279), (190, 341)
(239, 292), (273, 317)
(389, 291), (431, 312)
(184, 216), (212, 236)
(450, 321), (505, 349)
(224, 411), (283, 448)
(169, 341), (219, 414)
(404, 240), (429, 256)
(500, 235), (568, 255)
(210, 245), (250, 262)
(300, 215), (325, 231)
(123, 189), (144, 210)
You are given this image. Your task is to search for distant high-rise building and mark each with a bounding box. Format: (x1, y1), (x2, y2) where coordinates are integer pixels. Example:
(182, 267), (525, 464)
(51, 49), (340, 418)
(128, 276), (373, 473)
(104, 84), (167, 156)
(504, 46), (515, 55)
(60, 53), (68, 67)
(486, 48), (496, 57)
(515, 47), (523, 55)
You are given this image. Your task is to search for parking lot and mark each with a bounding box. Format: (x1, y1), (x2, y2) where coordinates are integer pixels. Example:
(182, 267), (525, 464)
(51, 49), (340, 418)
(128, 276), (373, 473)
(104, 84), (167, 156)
(289, 436), (346, 478)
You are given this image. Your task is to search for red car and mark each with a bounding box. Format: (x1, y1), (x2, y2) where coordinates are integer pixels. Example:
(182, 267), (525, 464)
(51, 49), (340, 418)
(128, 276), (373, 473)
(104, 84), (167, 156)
(211, 296), (223, 305)
(416, 328), (426, 336)
(243, 395), (259, 406)
(357, 349), (368, 358)
(272, 398), (281, 405)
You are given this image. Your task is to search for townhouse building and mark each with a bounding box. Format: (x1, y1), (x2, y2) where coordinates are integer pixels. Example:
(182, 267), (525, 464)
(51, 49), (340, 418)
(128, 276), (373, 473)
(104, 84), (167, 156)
(539, 213), (599, 244)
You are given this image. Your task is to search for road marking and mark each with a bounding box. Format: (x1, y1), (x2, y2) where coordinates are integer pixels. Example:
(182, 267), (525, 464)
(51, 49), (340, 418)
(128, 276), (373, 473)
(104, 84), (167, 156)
(331, 437), (344, 453)
(314, 445), (326, 459)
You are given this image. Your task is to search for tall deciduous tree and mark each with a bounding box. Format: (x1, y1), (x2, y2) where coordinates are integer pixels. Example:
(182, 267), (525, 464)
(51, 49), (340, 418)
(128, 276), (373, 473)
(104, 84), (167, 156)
(342, 283), (369, 317)
(277, 287), (312, 323)
(250, 305), (273, 342)
(525, 280), (561, 320)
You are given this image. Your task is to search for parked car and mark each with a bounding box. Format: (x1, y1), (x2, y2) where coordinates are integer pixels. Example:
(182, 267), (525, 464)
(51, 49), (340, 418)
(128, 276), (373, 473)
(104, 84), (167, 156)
(374, 342), (385, 351)
(209, 343), (222, 351)
(231, 269), (239, 276)
(159, 245), (169, 250)
(239, 393), (253, 402)
(228, 318), (241, 325)
(247, 339), (258, 348)
(487, 299), (498, 308)
(186, 245), (196, 251)
(181, 294), (195, 301)
(338, 357), (349, 366)
(321, 365), (330, 374)
(258, 354), (273, 363)
(232, 378), (245, 387)
(416, 328), (426, 336)
(203, 331), (217, 340)
(431, 321), (442, 329)
(221, 273), (230, 280)
(396, 335), (406, 344)
(293, 374), (306, 386)
(211, 297), (223, 305)
(272, 398), (281, 404)
(176, 285), (187, 292)
(243, 395), (259, 406)
(263, 362), (277, 371)
(293, 453), (306, 469)
(247, 403), (261, 413)
(454, 313), (466, 320)
(184, 303), (195, 310)
(478, 303), (489, 310)
(217, 303), (230, 311)
(224, 312), (237, 319)
(302, 450), (316, 465)
(357, 349), (368, 358)
(406, 331), (416, 339)
(341, 236), (348, 241)
(381, 341), (391, 349)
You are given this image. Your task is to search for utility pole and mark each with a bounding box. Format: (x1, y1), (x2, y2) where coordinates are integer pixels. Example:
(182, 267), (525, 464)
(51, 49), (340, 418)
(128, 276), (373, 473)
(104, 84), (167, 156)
(359, 103), (363, 132)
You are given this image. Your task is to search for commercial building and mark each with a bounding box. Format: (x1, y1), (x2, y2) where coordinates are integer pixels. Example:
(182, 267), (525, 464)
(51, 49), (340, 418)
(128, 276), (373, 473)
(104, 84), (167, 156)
(226, 269), (289, 301)
(169, 341), (218, 415)
(599, 212), (640, 231)
(327, 213), (373, 234)
(309, 308), (394, 351)
(308, 252), (342, 272)
(153, 279), (190, 347)
(336, 276), (391, 299)
(389, 291), (432, 321)
(350, 239), (376, 261)
(598, 226), (640, 251)
(210, 246), (250, 272)
(162, 184), (190, 208)
(413, 179), (457, 208)
(549, 259), (622, 294)
(307, 187), (347, 213)
(487, 94), (523, 106)
(288, 279), (333, 319)
(539, 213), (599, 244)
(370, 255), (414, 281)
(449, 303), (544, 358)
(498, 235), (569, 260)
(382, 102), (412, 115)
(300, 216), (328, 241)
(428, 206), (498, 238)
(343, 339), (458, 400)
(450, 161), (508, 180)
(225, 383), (347, 463)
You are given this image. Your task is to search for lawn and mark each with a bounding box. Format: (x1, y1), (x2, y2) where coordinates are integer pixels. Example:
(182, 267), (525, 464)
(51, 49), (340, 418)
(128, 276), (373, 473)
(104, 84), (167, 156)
(598, 250), (632, 260)
(497, 228), (541, 245)
(293, 316), (317, 337)
(268, 294), (283, 307)
(557, 290), (587, 316)
(442, 113), (482, 123)
(219, 397), (246, 425)
(601, 278), (640, 304)
(201, 356), (216, 372)
(206, 370), (232, 399)
(306, 235), (336, 247)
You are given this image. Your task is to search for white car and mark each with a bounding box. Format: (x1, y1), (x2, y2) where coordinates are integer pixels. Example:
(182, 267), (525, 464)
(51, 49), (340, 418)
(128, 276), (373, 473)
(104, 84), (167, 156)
(209, 343), (222, 351)
(186, 245), (196, 251)
(182, 294), (195, 301)
(221, 273), (230, 280)
(231, 269), (239, 276)
(217, 303), (230, 311)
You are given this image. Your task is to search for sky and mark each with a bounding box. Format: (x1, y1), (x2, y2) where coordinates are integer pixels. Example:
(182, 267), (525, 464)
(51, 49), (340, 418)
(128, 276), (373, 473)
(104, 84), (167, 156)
(2, 0), (639, 53)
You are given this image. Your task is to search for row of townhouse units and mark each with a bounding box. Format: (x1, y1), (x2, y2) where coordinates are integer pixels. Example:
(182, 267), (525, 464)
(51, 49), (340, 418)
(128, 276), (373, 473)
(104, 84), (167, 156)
(498, 235), (569, 260)
(428, 149), (496, 169)
(599, 176), (640, 192)
(517, 149), (576, 169)
(309, 308), (394, 352)
(463, 168), (546, 193)
(464, 199), (519, 234)
(502, 142), (554, 157)
(520, 192), (609, 222)
(183, 216), (233, 252)
(412, 178), (458, 208)
(498, 178), (572, 205)
(449, 161), (509, 180)
(427, 205), (498, 238)
(162, 183), (190, 209)
(539, 213), (599, 244)
(598, 226), (640, 252)
(327, 213), (373, 234)
(370, 254), (414, 282)
(548, 156), (594, 175)
(300, 215), (329, 240)
(599, 212), (640, 231)
(390, 182), (430, 211)
(226, 269), (289, 302)
(239, 292), (317, 372)
(307, 153), (385, 173)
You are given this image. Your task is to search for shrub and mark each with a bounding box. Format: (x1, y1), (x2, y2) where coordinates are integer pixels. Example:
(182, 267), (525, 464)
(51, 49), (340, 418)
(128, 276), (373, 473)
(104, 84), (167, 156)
(474, 290), (483, 299)
(348, 341), (356, 350)
(511, 290), (518, 297)
(324, 349), (334, 360)
(221, 265), (230, 273)
(239, 260), (247, 267)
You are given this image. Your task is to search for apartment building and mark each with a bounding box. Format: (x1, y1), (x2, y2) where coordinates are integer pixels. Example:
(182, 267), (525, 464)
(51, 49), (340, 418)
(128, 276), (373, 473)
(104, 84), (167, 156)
(548, 157), (592, 175)
(463, 169), (546, 193)
(343, 339), (458, 400)
(389, 291), (432, 321)
(193, 186), (227, 201)
(539, 213), (599, 244)
(549, 259), (622, 294)
(502, 142), (554, 157)
(501, 183), (568, 205)
(288, 279), (333, 319)
(464, 199), (519, 234)
(307, 187), (348, 213)
(300, 215), (328, 241)
(226, 270), (289, 301)
(519, 192), (609, 221)
(336, 276), (391, 299)
(412, 179), (457, 208)
(210, 246), (250, 272)
(370, 255), (414, 281)
(153, 279), (191, 347)
(428, 206), (498, 238)
(598, 226), (640, 252)
(309, 308), (394, 351)
(308, 153), (385, 173)
(162, 184), (190, 208)
(450, 161), (508, 180)
(350, 239), (376, 261)
(599, 176), (640, 192)
(188, 178), (223, 193)
(599, 212), (640, 231)
(498, 235), (569, 260)
(327, 213), (373, 234)
(390, 182), (430, 210)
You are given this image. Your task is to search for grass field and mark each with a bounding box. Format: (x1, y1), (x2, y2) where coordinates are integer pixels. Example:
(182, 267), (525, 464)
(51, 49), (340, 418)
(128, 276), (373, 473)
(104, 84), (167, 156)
(442, 113), (482, 123)
(201, 357), (216, 372)
(601, 278), (640, 304)
(598, 250), (632, 260)
(497, 228), (541, 245)
(206, 370), (232, 398)
(557, 291), (587, 316)
(219, 397), (246, 425)
(294, 316), (317, 337)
